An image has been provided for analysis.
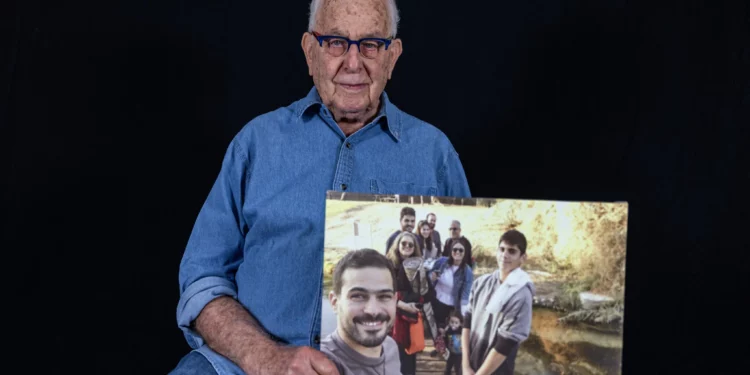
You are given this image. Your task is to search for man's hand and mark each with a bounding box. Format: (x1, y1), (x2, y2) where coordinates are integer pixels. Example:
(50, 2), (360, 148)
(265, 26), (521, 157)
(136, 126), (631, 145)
(462, 364), (476, 375)
(397, 301), (419, 314)
(194, 297), (339, 375)
(250, 345), (340, 375)
(431, 272), (438, 282)
(403, 302), (419, 314)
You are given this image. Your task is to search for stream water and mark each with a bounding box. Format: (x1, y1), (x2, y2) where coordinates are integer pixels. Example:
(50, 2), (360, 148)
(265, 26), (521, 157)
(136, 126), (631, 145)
(515, 308), (623, 375)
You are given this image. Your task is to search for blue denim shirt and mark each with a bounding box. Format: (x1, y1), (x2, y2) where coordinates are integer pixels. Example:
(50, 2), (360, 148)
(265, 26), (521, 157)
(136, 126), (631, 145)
(177, 87), (471, 374)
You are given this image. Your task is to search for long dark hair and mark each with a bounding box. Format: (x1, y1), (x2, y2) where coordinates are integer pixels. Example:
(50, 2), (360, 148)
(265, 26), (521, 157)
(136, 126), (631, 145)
(415, 220), (433, 252)
(448, 237), (471, 269)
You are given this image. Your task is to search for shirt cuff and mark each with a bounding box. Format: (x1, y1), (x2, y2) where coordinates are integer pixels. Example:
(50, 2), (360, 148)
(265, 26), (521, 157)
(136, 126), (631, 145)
(463, 312), (472, 329)
(494, 336), (519, 357)
(177, 276), (238, 349)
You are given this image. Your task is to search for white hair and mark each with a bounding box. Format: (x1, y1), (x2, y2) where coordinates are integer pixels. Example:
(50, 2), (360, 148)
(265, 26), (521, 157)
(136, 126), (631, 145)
(308, 0), (400, 38)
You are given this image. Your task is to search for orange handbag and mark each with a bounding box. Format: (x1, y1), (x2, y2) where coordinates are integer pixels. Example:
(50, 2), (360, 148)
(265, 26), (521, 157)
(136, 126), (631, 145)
(404, 311), (425, 355)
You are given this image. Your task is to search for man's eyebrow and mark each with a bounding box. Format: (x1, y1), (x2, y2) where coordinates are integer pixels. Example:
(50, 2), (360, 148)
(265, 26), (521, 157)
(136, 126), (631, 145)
(347, 287), (395, 294)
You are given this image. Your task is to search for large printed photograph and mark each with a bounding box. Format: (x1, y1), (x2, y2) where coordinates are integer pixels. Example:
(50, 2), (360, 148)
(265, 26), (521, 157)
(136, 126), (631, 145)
(320, 192), (628, 375)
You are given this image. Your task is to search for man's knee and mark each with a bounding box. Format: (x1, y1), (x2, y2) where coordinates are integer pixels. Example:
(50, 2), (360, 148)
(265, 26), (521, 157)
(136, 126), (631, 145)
(168, 351), (217, 375)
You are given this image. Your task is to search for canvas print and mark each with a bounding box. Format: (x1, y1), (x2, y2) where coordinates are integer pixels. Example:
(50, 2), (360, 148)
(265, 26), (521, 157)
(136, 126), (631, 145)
(320, 191), (627, 375)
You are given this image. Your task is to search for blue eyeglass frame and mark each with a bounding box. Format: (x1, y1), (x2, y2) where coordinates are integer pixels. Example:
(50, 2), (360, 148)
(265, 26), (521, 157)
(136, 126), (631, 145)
(311, 31), (392, 55)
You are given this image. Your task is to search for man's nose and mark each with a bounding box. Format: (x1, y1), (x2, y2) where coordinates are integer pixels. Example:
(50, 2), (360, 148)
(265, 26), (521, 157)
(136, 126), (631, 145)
(343, 43), (363, 70)
(363, 298), (380, 313)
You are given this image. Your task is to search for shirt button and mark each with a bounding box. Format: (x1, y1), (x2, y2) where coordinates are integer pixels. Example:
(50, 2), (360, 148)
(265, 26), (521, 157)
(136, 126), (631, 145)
(341, 184), (348, 191)
(314, 335), (320, 344)
(345, 142), (352, 149)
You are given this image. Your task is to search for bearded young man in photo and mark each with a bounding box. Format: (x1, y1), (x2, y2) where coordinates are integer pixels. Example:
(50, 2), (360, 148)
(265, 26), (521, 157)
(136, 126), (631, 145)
(322, 249), (402, 375)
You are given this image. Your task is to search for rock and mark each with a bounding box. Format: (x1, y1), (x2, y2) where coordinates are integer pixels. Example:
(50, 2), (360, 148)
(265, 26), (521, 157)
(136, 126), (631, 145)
(514, 350), (551, 375)
(532, 280), (568, 310)
(549, 363), (565, 374)
(569, 361), (605, 375)
(527, 269), (554, 279)
(579, 292), (615, 310)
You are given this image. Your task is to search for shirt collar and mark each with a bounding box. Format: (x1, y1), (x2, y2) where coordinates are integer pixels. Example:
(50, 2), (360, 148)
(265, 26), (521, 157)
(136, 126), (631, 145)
(295, 86), (402, 142)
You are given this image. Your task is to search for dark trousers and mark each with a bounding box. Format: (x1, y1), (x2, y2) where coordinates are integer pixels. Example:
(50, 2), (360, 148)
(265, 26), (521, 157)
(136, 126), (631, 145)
(168, 351), (217, 375)
(445, 352), (462, 375)
(398, 344), (417, 375)
(433, 299), (455, 329)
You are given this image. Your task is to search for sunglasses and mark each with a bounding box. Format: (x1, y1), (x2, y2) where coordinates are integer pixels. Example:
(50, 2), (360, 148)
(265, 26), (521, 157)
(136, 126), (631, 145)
(400, 241), (415, 248)
(452, 248), (465, 253)
(449, 227), (460, 231)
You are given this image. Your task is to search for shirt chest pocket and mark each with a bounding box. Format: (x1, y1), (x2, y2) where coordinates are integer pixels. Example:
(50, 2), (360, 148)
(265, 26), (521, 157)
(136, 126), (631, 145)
(369, 178), (438, 196)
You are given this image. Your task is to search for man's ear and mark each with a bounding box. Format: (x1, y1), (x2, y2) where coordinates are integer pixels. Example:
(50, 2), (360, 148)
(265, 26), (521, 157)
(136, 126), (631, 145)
(521, 253), (528, 263)
(301, 32), (315, 76)
(328, 290), (338, 313)
(386, 38), (403, 80)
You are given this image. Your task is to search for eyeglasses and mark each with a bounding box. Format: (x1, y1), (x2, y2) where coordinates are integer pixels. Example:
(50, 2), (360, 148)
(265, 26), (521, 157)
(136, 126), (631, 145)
(400, 241), (415, 248)
(311, 31), (392, 59)
(452, 248), (464, 253)
(449, 227), (460, 231)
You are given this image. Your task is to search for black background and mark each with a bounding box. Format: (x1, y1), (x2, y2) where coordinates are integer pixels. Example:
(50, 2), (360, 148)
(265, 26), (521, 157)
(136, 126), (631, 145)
(4, 0), (749, 373)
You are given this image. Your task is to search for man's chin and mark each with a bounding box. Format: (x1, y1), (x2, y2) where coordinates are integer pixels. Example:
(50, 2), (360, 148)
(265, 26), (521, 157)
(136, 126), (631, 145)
(356, 333), (388, 348)
(333, 98), (371, 116)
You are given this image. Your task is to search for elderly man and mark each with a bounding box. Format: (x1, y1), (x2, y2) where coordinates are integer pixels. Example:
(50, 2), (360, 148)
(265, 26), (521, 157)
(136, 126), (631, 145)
(169, 0), (471, 374)
(442, 220), (472, 258)
(322, 249), (401, 375)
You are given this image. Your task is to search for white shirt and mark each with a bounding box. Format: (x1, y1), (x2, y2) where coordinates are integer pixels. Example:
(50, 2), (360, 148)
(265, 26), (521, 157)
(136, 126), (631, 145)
(435, 265), (459, 306)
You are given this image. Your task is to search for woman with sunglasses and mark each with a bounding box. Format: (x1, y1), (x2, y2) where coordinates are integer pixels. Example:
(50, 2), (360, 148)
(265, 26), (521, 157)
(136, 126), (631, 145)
(386, 231), (429, 375)
(428, 237), (473, 356)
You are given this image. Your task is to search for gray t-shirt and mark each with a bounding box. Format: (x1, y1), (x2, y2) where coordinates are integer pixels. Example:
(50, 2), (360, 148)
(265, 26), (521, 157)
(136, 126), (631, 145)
(320, 329), (402, 375)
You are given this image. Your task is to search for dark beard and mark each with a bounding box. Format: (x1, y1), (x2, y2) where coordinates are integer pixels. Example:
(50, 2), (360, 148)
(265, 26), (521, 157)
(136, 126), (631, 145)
(342, 313), (392, 348)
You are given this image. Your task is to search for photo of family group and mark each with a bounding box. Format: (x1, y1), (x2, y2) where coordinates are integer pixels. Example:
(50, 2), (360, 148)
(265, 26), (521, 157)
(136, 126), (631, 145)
(320, 192), (628, 375)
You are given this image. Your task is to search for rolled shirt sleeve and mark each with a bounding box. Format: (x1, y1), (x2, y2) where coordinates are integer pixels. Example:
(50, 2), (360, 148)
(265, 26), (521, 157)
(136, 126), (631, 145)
(493, 288), (533, 356)
(177, 277), (239, 348)
(439, 140), (471, 198)
(176, 136), (251, 349)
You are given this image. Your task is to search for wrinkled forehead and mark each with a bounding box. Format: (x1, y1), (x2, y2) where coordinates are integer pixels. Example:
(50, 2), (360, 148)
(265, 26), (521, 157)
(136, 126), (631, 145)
(317, 0), (390, 38)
